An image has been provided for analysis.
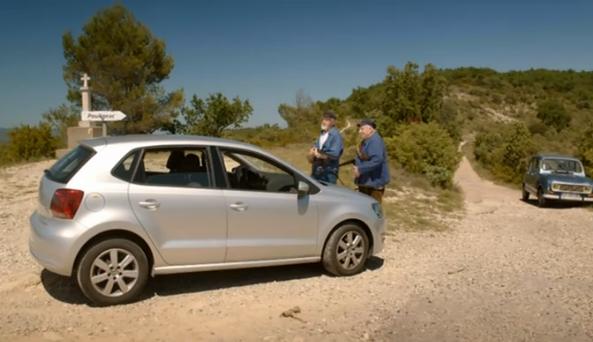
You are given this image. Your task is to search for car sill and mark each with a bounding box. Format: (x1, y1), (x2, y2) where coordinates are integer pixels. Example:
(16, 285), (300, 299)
(152, 256), (321, 276)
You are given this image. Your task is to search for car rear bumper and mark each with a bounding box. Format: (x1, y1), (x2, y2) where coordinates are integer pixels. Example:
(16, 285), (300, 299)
(29, 211), (83, 276)
(543, 193), (593, 202)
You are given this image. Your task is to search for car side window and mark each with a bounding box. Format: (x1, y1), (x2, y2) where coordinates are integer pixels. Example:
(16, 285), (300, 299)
(134, 147), (212, 189)
(529, 159), (537, 173)
(220, 149), (297, 193)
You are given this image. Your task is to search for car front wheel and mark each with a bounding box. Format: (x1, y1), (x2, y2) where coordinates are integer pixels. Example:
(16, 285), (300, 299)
(76, 238), (149, 306)
(522, 184), (530, 201)
(537, 188), (548, 208)
(322, 224), (369, 276)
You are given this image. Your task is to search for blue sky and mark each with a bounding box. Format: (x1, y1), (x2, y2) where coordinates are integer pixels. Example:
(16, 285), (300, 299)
(0, 0), (592, 128)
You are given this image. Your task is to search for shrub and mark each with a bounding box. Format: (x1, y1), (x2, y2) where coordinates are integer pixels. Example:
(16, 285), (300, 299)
(578, 123), (593, 177)
(474, 122), (536, 183)
(536, 99), (571, 131)
(433, 100), (463, 142)
(386, 122), (461, 188)
(4, 124), (57, 163)
(0, 144), (9, 166)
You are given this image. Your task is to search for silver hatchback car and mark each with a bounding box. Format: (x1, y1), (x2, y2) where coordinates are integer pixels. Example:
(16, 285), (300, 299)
(30, 135), (385, 305)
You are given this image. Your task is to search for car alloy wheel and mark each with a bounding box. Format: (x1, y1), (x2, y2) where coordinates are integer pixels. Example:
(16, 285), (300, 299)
(322, 223), (369, 276)
(77, 238), (149, 306)
(336, 231), (365, 270)
(90, 248), (139, 297)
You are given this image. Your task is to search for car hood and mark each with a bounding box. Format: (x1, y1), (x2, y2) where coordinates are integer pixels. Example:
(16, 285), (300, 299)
(318, 183), (376, 202)
(543, 173), (593, 185)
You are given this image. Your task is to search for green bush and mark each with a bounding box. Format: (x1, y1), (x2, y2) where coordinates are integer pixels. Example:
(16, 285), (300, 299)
(0, 144), (10, 166)
(386, 122), (461, 188)
(536, 99), (571, 131)
(3, 124), (57, 163)
(578, 123), (593, 177)
(474, 122), (536, 183)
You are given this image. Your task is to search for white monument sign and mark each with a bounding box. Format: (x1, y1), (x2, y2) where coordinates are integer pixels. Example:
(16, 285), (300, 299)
(81, 110), (127, 122)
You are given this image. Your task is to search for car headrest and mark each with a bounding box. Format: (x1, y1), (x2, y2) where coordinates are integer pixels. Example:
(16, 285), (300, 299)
(166, 150), (185, 171)
(184, 153), (201, 171)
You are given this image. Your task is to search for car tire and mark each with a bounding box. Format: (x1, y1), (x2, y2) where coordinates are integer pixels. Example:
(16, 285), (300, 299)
(522, 184), (530, 201)
(76, 238), (149, 306)
(322, 223), (369, 276)
(537, 187), (547, 208)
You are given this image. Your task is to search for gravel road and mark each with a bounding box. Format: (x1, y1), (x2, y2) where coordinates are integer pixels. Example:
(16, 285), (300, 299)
(0, 157), (592, 341)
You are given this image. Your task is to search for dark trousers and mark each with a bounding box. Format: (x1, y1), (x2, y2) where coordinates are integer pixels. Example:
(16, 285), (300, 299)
(312, 163), (338, 184)
(358, 186), (385, 203)
(313, 171), (337, 184)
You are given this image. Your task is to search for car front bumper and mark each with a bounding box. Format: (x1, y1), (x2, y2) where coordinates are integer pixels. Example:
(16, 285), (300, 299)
(543, 192), (593, 202)
(29, 211), (83, 276)
(371, 218), (385, 255)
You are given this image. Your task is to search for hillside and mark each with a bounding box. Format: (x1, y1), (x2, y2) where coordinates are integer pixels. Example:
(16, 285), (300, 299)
(265, 66), (593, 186)
(441, 68), (593, 183)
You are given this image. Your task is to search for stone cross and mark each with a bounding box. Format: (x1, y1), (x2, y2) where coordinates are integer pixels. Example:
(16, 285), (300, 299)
(81, 73), (91, 89)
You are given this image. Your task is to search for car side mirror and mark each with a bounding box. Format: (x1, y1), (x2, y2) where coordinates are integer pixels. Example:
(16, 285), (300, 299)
(297, 181), (310, 195)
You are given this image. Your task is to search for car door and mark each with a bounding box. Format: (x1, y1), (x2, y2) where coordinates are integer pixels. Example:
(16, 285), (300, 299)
(217, 148), (318, 262)
(524, 157), (538, 193)
(128, 146), (227, 266)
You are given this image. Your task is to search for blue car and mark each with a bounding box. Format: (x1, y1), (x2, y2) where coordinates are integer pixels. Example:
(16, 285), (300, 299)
(523, 154), (593, 207)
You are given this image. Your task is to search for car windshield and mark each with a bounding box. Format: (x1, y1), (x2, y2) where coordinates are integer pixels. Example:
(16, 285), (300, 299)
(540, 158), (583, 173)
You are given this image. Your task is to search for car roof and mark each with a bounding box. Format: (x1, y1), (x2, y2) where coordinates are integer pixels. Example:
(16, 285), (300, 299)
(81, 134), (259, 150)
(535, 153), (581, 161)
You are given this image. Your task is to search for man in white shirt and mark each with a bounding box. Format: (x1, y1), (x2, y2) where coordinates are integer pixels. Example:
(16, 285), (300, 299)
(307, 111), (344, 184)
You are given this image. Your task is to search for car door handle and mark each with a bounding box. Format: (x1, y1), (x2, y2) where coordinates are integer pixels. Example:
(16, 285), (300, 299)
(229, 202), (248, 212)
(139, 199), (160, 210)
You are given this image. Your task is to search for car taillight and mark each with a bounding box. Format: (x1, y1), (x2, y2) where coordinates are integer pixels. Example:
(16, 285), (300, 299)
(50, 189), (84, 219)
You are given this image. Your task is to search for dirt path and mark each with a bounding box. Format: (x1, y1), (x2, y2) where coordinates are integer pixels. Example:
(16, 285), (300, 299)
(1, 158), (592, 341)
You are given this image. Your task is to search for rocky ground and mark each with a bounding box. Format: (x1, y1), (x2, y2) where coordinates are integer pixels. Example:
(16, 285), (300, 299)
(0, 158), (592, 341)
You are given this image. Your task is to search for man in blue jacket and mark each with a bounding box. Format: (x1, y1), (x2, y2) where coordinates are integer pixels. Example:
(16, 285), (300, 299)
(353, 119), (390, 203)
(307, 111), (344, 184)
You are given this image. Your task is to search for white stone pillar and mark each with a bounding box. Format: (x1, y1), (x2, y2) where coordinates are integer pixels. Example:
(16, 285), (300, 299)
(79, 73), (92, 128)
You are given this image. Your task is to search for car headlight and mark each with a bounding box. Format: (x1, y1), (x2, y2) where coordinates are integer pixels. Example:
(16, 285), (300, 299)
(372, 203), (383, 219)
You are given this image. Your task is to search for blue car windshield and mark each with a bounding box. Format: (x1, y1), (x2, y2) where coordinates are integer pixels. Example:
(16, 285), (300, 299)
(541, 159), (582, 173)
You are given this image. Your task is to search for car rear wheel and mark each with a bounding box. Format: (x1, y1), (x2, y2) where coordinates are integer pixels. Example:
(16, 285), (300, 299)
(522, 184), (530, 201)
(537, 188), (548, 208)
(322, 224), (369, 276)
(76, 238), (149, 306)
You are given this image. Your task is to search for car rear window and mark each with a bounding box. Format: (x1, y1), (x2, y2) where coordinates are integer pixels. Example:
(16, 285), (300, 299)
(45, 145), (95, 183)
